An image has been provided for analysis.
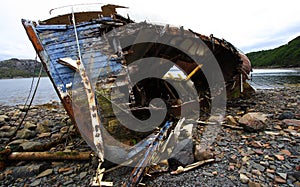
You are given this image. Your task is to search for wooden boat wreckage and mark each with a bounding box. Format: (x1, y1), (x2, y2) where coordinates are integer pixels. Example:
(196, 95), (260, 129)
(20, 4), (253, 186)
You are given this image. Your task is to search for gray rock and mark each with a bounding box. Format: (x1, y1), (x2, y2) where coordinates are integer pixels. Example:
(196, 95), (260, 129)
(20, 141), (42, 151)
(36, 169), (53, 179)
(168, 139), (194, 171)
(248, 181), (261, 187)
(226, 115), (238, 126)
(60, 126), (69, 134)
(36, 123), (50, 133)
(16, 129), (36, 139)
(24, 122), (37, 130)
(8, 139), (28, 146)
(0, 126), (16, 138)
(266, 173), (275, 179)
(12, 164), (47, 178)
(252, 162), (265, 172)
(63, 169), (73, 176)
(30, 179), (41, 187)
(269, 165), (277, 170)
(289, 171), (300, 181)
(194, 145), (214, 161)
(239, 173), (249, 184)
(63, 179), (74, 186)
(294, 181), (300, 187)
(278, 112), (294, 120)
(0, 115), (9, 123)
(277, 172), (287, 180)
(202, 171), (214, 177)
(239, 112), (267, 132)
(283, 119), (300, 129)
(80, 171), (88, 180)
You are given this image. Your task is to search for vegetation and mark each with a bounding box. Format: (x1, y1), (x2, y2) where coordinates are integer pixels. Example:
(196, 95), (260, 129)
(246, 36), (300, 67)
(0, 58), (47, 79)
(1, 36), (299, 78)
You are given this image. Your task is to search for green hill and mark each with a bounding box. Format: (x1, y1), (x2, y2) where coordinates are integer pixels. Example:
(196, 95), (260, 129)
(246, 36), (300, 67)
(0, 58), (46, 79)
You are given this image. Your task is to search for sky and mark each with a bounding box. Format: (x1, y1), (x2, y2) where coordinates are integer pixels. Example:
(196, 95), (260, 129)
(1, 0), (300, 61)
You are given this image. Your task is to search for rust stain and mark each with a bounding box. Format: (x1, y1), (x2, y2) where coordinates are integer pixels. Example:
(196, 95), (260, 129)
(24, 25), (43, 52)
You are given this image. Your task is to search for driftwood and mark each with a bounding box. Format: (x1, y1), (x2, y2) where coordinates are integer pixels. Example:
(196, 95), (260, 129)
(7, 151), (91, 161)
(171, 159), (215, 175)
(222, 123), (244, 130)
(91, 166), (113, 187)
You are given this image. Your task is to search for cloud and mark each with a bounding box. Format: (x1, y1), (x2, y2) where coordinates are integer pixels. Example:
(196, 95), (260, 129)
(241, 23), (300, 53)
(0, 0), (300, 60)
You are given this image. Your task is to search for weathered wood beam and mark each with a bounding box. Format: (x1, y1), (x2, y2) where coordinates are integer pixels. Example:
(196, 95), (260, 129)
(7, 151), (91, 161)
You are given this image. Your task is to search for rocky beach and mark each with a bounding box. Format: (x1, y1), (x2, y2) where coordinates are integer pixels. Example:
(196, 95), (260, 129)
(0, 85), (299, 187)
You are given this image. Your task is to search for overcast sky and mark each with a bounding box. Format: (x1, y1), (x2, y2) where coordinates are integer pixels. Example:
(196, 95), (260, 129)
(1, 0), (300, 60)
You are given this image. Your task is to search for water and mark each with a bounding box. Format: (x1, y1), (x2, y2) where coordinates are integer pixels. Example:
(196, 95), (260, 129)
(0, 68), (299, 106)
(0, 77), (59, 106)
(249, 68), (300, 89)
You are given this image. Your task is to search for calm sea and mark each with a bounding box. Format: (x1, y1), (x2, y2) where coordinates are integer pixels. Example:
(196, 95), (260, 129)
(249, 68), (300, 89)
(0, 77), (59, 106)
(0, 68), (299, 106)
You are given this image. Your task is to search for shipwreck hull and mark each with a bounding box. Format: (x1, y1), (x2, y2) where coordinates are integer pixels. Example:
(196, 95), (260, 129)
(22, 7), (252, 159)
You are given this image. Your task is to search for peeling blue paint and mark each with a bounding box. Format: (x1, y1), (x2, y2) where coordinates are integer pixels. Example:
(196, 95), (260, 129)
(36, 22), (122, 92)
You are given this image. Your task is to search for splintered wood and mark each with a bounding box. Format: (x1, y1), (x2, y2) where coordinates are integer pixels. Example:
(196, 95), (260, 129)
(171, 159), (215, 175)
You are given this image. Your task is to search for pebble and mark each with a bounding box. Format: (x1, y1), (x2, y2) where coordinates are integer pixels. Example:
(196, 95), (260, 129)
(30, 179), (41, 187)
(63, 179), (74, 186)
(202, 171), (214, 177)
(80, 171), (88, 180)
(278, 112), (295, 120)
(252, 162), (265, 172)
(275, 154), (285, 161)
(194, 146), (214, 161)
(274, 176), (286, 183)
(19, 141), (42, 151)
(15, 129), (36, 139)
(266, 173), (275, 179)
(248, 181), (261, 187)
(239, 173), (250, 183)
(238, 112), (267, 132)
(294, 181), (300, 187)
(36, 169), (53, 179)
(226, 115), (238, 126)
(277, 172), (287, 180)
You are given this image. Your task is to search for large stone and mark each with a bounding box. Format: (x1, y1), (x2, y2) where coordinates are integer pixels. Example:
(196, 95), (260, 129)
(0, 115), (9, 124)
(290, 171), (300, 181)
(194, 144), (214, 161)
(12, 164), (48, 178)
(294, 181), (300, 187)
(239, 173), (249, 184)
(19, 141), (43, 151)
(282, 119), (300, 130)
(238, 112), (267, 132)
(36, 169), (53, 179)
(0, 126), (16, 138)
(168, 139), (194, 171)
(15, 129), (36, 139)
(248, 181), (261, 187)
(24, 121), (37, 130)
(30, 179), (41, 187)
(36, 123), (50, 133)
(226, 115), (238, 126)
(278, 112), (295, 120)
(8, 139), (28, 146)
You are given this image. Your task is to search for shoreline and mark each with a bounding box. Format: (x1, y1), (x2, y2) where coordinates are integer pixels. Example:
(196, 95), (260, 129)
(1, 85), (299, 186)
(251, 66), (300, 70)
(0, 67), (300, 80)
